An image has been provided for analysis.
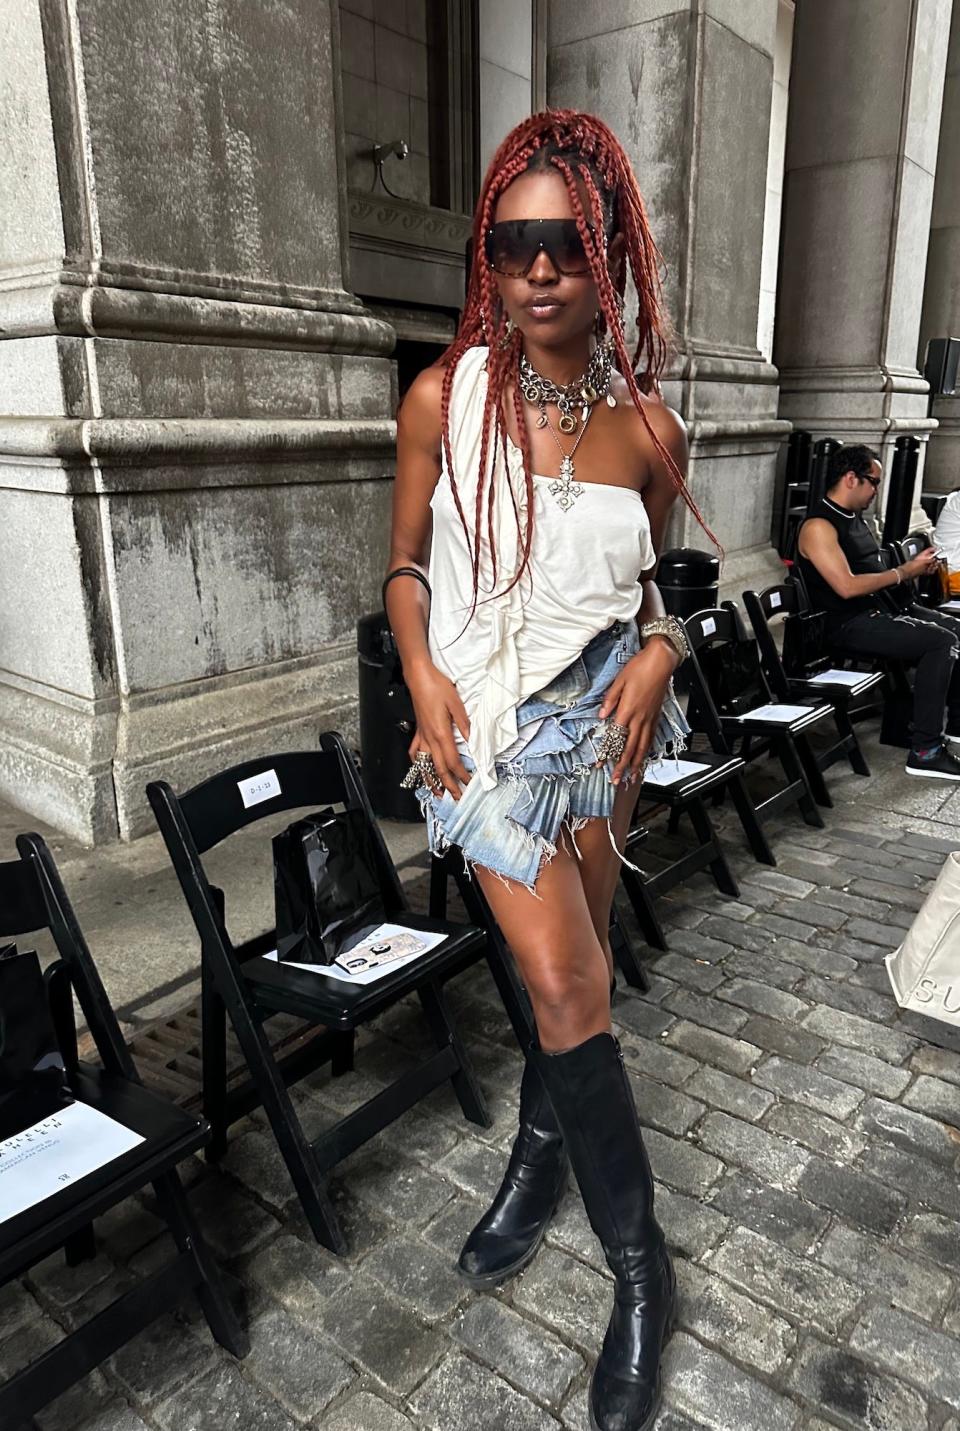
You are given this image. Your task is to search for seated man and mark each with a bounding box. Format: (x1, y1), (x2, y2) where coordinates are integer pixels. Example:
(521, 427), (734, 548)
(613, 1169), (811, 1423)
(797, 443), (960, 781)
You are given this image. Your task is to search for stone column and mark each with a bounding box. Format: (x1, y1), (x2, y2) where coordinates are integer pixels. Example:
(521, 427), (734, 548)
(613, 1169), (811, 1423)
(776, 0), (952, 520)
(0, 0), (395, 842)
(919, 1), (960, 494)
(547, 0), (789, 593)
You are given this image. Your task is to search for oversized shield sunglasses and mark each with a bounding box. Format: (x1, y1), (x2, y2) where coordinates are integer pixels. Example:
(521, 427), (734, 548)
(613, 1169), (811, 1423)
(484, 218), (600, 277)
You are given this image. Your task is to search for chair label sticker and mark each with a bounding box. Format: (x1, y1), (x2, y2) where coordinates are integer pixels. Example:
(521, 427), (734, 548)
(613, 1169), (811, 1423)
(701, 617), (716, 636)
(238, 768), (281, 809)
(770, 592), (781, 608)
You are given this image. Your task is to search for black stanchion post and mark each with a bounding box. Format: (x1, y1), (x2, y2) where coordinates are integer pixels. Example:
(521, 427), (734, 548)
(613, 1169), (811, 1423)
(786, 429), (813, 487)
(657, 549), (721, 621)
(776, 429), (813, 556)
(881, 434), (920, 547)
(807, 436), (841, 515)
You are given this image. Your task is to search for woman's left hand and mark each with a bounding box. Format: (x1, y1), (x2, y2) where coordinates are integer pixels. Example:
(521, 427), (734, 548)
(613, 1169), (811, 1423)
(597, 638), (679, 787)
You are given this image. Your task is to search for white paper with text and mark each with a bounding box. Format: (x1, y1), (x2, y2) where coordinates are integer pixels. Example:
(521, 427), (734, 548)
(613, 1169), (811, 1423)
(737, 704), (821, 723)
(806, 669), (873, 688)
(0, 1102), (144, 1224)
(644, 758), (714, 787)
(263, 922), (446, 985)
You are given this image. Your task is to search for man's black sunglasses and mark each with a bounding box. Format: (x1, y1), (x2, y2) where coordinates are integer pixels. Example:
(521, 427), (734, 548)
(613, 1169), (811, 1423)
(857, 473), (882, 490)
(484, 218), (600, 277)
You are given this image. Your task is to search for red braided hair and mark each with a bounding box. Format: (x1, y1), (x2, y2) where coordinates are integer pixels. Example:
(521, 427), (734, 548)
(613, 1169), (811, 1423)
(438, 108), (719, 627)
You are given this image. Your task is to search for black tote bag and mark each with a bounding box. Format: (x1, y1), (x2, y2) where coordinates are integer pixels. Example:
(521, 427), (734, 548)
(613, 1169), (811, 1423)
(0, 943), (72, 1140)
(781, 610), (830, 680)
(273, 808), (384, 965)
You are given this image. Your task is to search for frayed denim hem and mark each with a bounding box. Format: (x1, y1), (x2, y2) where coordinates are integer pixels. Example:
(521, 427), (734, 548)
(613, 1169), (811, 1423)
(416, 753), (652, 897)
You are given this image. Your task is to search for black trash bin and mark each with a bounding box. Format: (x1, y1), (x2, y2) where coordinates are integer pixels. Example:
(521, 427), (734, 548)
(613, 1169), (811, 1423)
(656, 548), (721, 621)
(357, 611), (420, 821)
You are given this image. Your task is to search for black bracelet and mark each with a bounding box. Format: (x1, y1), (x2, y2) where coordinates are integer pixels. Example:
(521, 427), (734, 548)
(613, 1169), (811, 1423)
(382, 566), (431, 610)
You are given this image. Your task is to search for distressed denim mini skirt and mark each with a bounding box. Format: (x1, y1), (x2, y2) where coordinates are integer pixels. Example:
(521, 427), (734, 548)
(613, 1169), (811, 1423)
(415, 620), (689, 894)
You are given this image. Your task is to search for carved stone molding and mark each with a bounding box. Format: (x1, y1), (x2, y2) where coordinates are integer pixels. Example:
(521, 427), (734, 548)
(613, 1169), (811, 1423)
(0, 279), (396, 355)
(0, 416), (397, 486)
(348, 192), (472, 259)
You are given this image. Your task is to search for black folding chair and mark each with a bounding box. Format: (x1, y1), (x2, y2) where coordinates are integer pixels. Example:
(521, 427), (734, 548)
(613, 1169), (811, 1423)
(743, 582), (883, 778)
(618, 750), (751, 939)
(683, 604), (833, 833)
(148, 734), (491, 1254)
(0, 834), (247, 1427)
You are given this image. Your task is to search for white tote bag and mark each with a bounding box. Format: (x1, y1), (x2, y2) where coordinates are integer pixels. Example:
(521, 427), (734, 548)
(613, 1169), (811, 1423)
(886, 851), (960, 1026)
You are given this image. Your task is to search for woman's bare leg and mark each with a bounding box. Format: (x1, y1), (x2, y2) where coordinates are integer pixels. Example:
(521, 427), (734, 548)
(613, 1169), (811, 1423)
(568, 780), (646, 982)
(473, 839), (610, 1052)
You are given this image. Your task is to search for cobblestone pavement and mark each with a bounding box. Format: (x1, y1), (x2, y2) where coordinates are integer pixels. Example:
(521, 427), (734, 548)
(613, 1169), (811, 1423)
(6, 731), (960, 1431)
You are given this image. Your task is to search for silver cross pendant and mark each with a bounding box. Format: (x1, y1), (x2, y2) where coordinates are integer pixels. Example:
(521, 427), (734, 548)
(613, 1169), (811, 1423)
(548, 456), (584, 512)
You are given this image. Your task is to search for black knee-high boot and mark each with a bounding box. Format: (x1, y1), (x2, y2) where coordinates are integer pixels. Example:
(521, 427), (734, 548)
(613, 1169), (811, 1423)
(457, 1057), (568, 1288)
(533, 1031), (675, 1431)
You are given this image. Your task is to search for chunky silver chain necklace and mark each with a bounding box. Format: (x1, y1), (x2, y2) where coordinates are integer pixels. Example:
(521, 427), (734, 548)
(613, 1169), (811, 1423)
(518, 345), (614, 434)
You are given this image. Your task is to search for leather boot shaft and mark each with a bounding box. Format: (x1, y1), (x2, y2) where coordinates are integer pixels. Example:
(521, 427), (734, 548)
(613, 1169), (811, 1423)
(457, 1055), (568, 1289)
(533, 1031), (674, 1431)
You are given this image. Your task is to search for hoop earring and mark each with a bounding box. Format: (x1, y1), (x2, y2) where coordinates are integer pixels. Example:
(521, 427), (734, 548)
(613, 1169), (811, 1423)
(498, 316), (515, 350)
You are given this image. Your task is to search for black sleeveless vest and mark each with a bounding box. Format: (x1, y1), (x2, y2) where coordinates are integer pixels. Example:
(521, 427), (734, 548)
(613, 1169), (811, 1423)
(797, 498), (894, 623)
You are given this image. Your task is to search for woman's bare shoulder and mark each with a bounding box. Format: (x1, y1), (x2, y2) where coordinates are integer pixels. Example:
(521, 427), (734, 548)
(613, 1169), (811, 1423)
(397, 363), (446, 454)
(610, 376), (688, 475)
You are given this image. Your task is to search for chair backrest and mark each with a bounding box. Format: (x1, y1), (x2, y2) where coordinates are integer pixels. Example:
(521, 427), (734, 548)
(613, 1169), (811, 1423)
(0, 836), (134, 1081)
(742, 584), (804, 700)
(148, 733), (406, 967)
(683, 604), (740, 655)
(896, 531), (932, 564)
(682, 605), (770, 751)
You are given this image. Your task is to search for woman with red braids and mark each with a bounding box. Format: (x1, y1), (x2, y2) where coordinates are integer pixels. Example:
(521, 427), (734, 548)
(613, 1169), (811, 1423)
(383, 110), (714, 1431)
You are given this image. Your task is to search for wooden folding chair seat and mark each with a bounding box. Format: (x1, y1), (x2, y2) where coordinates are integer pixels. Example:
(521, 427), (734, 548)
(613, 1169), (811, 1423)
(743, 582), (883, 778)
(0, 834), (246, 1427)
(148, 733), (491, 1255)
(683, 604), (834, 837)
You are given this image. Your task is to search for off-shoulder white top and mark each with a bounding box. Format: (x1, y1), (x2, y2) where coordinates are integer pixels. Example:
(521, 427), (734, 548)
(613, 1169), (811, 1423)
(427, 346), (656, 789)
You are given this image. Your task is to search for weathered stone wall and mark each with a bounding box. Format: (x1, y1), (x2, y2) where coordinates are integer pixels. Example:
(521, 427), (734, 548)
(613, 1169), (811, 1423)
(919, 0), (960, 494)
(547, 0), (788, 593)
(776, 0), (952, 521)
(0, 0), (396, 842)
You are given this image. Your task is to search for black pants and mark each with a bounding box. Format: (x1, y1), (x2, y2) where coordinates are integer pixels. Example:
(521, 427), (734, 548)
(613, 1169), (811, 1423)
(834, 603), (960, 748)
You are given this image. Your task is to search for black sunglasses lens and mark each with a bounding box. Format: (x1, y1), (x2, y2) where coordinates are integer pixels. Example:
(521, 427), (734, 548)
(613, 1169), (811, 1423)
(551, 222), (592, 274)
(486, 220), (592, 276)
(485, 224), (529, 276)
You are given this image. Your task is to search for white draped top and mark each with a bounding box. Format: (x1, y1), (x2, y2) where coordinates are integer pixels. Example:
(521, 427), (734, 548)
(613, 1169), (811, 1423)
(427, 346), (657, 789)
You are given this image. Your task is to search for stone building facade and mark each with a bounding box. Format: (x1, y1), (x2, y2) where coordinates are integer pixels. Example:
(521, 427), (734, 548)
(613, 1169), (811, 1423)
(1, 0), (957, 844)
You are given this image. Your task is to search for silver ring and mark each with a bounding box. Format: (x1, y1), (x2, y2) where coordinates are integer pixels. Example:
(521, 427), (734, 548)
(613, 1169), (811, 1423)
(596, 722), (629, 764)
(400, 750), (440, 791)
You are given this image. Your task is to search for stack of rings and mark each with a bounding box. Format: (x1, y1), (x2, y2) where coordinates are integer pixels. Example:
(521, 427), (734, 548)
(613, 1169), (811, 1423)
(400, 750), (441, 791)
(595, 722), (629, 764)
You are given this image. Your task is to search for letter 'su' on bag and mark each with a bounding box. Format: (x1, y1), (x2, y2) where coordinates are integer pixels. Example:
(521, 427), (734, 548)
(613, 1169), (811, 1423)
(886, 851), (960, 1026)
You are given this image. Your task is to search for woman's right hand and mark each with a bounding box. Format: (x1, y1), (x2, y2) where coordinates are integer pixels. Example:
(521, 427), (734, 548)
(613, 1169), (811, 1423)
(405, 662), (472, 800)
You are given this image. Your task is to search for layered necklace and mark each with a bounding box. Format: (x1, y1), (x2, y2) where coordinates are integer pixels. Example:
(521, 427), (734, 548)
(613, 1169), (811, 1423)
(518, 345), (615, 511)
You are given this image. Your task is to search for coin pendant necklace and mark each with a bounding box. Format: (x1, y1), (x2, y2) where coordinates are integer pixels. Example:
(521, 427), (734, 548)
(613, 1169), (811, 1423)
(544, 406), (592, 511)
